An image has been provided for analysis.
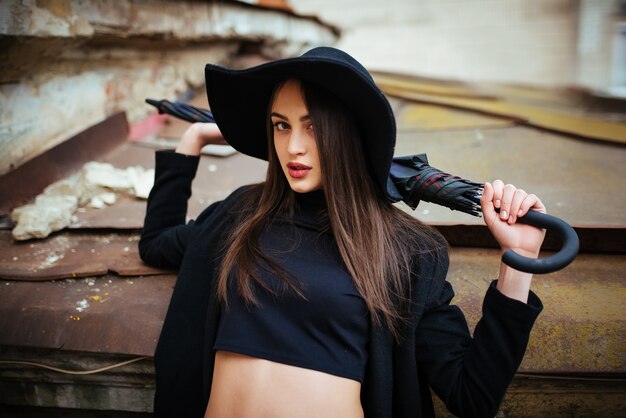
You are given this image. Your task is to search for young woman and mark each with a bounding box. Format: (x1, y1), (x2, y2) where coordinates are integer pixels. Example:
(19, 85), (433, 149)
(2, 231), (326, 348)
(140, 47), (545, 418)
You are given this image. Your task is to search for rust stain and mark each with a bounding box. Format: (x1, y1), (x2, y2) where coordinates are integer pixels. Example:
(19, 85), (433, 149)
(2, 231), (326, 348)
(448, 248), (626, 373)
(0, 231), (170, 281)
(0, 274), (176, 356)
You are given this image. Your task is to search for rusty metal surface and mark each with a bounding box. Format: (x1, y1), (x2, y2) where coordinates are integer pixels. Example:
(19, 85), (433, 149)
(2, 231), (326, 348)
(447, 247), (626, 374)
(68, 195), (148, 230)
(1, 245), (623, 369)
(0, 274), (175, 356)
(433, 375), (626, 418)
(0, 112), (129, 216)
(433, 224), (626, 254)
(0, 231), (169, 281)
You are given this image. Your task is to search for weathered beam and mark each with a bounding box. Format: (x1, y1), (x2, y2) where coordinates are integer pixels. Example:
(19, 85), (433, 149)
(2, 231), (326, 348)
(0, 112), (128, 216)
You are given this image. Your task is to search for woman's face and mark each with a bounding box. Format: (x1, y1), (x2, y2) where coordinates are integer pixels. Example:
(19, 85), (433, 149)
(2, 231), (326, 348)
(271, 79), (323, 193)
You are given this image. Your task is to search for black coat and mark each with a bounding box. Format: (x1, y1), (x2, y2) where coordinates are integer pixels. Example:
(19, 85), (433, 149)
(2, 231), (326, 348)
(139, 150), (543, 418)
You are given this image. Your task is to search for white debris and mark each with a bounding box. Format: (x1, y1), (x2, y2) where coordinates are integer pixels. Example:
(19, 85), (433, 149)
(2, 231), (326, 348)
(99, 191), (117, 205)
(11, 161), (155, 240)
(89, 196), (106, 209)
(11, 195), (78, 240)
(75, 299), (90, 312)
(84, 162), (133, 191)
(126, 166), (155, 199)
(44, 254), (61, 266)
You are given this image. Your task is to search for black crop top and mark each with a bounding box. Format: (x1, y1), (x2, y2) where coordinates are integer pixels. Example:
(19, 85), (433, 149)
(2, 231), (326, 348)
(214, 191), (370, 382)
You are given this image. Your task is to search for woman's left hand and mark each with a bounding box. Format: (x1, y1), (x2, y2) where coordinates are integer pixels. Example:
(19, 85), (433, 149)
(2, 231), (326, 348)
(481, 180), (547, 258)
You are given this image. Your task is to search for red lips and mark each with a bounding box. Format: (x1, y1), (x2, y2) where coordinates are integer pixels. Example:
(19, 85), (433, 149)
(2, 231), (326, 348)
(287, 162), (311, 179)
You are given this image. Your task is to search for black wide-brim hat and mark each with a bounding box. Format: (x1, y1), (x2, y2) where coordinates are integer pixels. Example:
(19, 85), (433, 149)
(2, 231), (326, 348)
(204, 46), (396, 197)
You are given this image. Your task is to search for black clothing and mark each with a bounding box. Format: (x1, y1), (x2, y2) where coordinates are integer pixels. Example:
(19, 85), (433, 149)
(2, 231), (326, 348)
(139, 150), (543, 418)
(214, 190), (370, 382)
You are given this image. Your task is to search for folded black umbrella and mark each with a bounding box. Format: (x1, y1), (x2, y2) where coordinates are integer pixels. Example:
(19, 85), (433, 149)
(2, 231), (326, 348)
(146, 98), (579, 274)
(146, 98), (215, 124)
(388, 154), (483, 216)
(386, 154), (579, 275)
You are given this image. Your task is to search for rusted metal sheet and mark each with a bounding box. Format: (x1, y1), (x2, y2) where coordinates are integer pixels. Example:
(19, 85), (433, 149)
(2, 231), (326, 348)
(0, 231), (169, 281)
(68, 195), (148, 230)
(1, 245), (622, 370)
(433, 375), (626, 418)
(433, 223), (626, 254)
(0, 112), (128, 216)
(447, 247), (626, 374)
(0, 274), (175, 356)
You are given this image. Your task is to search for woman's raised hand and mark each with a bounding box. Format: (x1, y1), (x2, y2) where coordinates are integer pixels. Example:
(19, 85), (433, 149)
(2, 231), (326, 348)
(176, 122), (227, 156)
(480, 180), (547, 259)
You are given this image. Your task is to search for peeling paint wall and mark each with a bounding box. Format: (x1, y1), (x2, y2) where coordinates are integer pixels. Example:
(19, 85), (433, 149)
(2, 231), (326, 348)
(0, 0), (338, 175)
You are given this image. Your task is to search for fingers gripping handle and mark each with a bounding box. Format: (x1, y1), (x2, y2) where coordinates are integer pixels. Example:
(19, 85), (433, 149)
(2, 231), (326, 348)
(502, 210), (579, 274)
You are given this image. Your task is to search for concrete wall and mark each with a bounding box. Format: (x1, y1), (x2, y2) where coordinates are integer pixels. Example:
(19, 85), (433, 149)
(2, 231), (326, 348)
(291, 0), (622, 90)
(0, 0), (338, 176)
(576, 0), (626, 92)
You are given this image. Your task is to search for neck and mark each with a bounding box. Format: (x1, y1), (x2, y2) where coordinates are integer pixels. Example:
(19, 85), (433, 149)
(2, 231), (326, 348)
(289, 189), (329, 231)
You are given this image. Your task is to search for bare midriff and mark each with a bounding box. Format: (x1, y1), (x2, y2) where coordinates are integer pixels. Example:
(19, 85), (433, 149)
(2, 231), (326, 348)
(204, 351), (364, 418)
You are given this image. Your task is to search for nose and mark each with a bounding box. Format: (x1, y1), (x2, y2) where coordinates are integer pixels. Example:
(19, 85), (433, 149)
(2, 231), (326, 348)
(287, 127), (307, 155)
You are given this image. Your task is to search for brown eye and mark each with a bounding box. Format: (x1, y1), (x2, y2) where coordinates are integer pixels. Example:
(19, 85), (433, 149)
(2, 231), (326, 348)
(274, 122), (289, 131)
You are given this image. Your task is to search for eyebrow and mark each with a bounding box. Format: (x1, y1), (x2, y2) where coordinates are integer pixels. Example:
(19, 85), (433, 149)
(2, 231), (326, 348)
(270, 112), (310, 122)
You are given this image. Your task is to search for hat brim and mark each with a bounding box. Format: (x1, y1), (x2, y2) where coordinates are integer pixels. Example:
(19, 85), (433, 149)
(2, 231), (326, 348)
(205, 54), (396, 194)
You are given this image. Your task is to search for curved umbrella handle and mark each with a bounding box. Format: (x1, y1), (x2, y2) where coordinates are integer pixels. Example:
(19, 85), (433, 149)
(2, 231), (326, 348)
(501, 210), (579, 274)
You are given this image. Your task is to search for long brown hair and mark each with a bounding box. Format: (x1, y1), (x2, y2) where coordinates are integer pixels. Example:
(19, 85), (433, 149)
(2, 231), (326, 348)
(216, 79), (445, 338)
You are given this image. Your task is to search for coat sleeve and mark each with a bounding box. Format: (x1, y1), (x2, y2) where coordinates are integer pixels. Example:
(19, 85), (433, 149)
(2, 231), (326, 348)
(139, 150), (222, 269)
(414, 250), (543, 418)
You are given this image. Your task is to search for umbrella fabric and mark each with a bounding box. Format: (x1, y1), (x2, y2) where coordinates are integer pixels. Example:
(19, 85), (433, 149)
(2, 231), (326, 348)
(145, 99), (215, 124)
(388, 155), (484, 217)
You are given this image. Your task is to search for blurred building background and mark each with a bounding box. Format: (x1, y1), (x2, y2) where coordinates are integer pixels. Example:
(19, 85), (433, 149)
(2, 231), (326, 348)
(292, 0), (626, 93)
